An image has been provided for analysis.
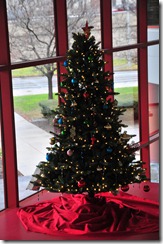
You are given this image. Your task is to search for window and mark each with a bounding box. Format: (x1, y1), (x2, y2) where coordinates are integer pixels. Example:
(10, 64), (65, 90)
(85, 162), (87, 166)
(114, 49), (139, 144)
(112, 0), (137, 47)
(7, 0), (56, 63)
(147, 0), (159, 183)
(12, 65), (58, 201)
(67, 0), (101, 47)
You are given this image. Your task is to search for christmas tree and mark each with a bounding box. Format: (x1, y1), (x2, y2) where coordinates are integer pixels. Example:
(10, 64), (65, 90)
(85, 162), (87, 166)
(32, 22), (147, 198)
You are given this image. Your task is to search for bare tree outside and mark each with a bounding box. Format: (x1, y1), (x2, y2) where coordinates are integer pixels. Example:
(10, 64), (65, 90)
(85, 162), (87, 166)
(7, 0), (138, 100)
(112, 0), (137, 70)
(7, 0), (101, 100)
(7, 0), (56, 99)
(67, 0), (101, 47)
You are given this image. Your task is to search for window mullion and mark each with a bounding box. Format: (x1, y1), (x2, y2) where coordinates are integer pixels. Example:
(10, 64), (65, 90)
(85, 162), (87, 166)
(0, 0), (19, 208)
(53, 0), (68, 103)
(100, 0), (113, 73)
(137, 0), (150, 178)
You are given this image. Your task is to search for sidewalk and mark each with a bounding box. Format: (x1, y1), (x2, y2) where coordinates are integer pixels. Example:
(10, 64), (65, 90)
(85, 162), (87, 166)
(14, 113), (51, 177)
(0, 113), (52, 209)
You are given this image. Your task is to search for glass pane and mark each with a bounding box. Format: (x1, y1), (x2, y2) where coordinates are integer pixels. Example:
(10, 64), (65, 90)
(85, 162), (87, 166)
(112, 0), (137, 47)
(148, 28), (159, 134)
(0, 107), (5, 210)
(67, 0), (101, 48)
(147, 0), (159, 43)
(147, 0), (159, 27)
(7, 0), (56, 63)
(12, 65), (58, 200)
(148, 86), (159, 134)
(113, 49), (139, 143)
(150, 140), (159, 183)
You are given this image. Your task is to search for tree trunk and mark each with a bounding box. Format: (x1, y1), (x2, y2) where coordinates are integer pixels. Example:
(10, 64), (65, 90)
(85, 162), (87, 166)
(47, 73), (53, 99)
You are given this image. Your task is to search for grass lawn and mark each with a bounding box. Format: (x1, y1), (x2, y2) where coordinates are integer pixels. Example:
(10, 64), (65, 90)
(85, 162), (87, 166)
(113, 58), (137, 71)
(115, 86), (138, 106)
(12, 67), (43, 77)
(14, 94), (58, 121)
(13, 86), (137, 121)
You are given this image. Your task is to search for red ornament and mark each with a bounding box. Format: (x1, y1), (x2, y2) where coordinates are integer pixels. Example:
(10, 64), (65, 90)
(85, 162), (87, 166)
(67, 149), (74, 156)
(78, 179), (86, 188)
(91, 136), (96, 146)
(121, 184), (129, 192)
(143, 185), (150, 192)
(83, 92), (89, 98)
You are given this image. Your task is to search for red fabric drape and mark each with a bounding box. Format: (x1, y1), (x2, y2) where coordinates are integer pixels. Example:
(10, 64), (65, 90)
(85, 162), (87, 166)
(17, 192), (159, 236)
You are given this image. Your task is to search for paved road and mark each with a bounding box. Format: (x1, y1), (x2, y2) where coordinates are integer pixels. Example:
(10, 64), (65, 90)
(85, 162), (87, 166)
(12, 76), (58, 96)
(114, 70), (138, 87)
(12, 70), (138, 96)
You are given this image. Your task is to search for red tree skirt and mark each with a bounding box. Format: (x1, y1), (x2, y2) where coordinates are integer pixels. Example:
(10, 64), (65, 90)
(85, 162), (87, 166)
(17, 192), (159, 236)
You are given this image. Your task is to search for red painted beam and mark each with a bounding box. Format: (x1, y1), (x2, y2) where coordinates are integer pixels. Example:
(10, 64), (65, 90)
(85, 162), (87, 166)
(100, 0), (113, 73)
(137, 0), (150, 178)
(0, 0), (19, 208)
(100, 0), (114, 103)
(53, 0), (68, 104)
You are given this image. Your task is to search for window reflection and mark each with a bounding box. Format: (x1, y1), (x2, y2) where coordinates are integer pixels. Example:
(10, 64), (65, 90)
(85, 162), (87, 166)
(148, 27), (159, 134)
(150, 140), (159, 183)
(147, 0), (159, 26)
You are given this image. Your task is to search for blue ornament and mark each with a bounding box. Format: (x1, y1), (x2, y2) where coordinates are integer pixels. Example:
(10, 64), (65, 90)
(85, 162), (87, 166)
(111, 83), (114, 89)
(63, 60), (68, 67)
(46, 153), (53, 161)
(71, 78), (77, 84)
(58, 118), (63, 124)
(103, 104), (108, 109)
(107, 147), (113, 153)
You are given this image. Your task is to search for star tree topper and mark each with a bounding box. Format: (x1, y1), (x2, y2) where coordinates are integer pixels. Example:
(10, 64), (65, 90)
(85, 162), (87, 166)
(82, 21), (94, 39)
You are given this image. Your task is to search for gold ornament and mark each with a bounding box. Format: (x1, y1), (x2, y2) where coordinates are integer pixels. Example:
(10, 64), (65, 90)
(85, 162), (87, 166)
(71, 101), (77, 107)
(97, 166), (103, 171)
(104, 124), (112, 130)
(50, 137), (55, 145)
(121, 131), (135, 140)
(70, 126), (76, 139)
(113, 99), (118, 107)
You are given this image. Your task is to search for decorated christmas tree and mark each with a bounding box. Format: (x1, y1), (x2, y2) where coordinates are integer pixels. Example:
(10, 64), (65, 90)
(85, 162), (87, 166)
(32, 22), (147, 198)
